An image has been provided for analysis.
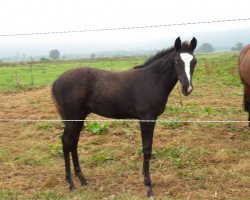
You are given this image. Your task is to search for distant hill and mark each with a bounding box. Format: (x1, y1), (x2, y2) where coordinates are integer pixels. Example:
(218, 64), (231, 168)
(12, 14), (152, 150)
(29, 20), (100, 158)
(195, 27), (250, 51)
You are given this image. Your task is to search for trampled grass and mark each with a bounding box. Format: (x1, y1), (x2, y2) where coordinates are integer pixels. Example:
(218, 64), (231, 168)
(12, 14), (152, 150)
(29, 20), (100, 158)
(0, 52), (250, 199)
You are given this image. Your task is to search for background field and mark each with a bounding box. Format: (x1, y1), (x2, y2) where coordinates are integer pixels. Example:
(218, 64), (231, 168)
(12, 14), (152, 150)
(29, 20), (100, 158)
(0, 53), (249, 200)
(0, 57), (144, 91)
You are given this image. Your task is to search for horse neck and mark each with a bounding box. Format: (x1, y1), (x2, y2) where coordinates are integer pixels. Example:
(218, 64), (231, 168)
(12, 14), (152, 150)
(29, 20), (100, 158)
(146, 56), (179, 95)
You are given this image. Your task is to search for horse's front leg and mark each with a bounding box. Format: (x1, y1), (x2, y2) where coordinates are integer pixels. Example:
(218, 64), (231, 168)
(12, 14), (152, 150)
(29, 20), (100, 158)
(139, 119), (156, 197)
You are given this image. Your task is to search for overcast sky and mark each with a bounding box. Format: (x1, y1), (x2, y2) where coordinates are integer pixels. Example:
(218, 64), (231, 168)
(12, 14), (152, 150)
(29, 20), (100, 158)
(0, 0), (250, 57)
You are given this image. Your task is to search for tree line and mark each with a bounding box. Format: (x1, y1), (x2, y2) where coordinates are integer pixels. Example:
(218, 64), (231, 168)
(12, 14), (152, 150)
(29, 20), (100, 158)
(40, 42), (245, 61)
(48, 42), (243, 60)
(197, 42), (243, 53)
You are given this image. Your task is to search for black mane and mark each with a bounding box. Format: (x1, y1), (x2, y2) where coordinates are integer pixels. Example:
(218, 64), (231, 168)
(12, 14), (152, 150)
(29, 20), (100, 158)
(133, 46), (175, 69)
(144, 47), (175, 66)
(134, 41), (191, 69)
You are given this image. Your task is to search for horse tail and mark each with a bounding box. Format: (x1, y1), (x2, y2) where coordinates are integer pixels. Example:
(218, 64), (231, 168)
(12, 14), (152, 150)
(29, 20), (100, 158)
(51, 80), (66, 123)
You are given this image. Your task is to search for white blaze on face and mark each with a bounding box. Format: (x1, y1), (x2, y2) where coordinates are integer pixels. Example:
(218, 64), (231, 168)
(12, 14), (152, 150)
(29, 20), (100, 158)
(180, 53), (193, 92)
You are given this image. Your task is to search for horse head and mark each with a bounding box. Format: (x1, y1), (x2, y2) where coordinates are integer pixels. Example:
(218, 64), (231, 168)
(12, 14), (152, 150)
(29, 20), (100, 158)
(173, 37), (197, 96)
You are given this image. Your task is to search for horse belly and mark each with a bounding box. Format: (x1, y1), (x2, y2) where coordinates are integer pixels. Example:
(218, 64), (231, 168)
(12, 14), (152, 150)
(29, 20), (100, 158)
(88, 98), (135, 119)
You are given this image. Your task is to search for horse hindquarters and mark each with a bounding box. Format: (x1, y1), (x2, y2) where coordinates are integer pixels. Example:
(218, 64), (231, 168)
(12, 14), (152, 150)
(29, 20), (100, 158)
(52, 75), (91, 190)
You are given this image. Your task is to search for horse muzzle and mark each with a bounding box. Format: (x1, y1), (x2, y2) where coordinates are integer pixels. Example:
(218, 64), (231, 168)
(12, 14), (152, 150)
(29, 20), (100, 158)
(182, 85), (193, 96)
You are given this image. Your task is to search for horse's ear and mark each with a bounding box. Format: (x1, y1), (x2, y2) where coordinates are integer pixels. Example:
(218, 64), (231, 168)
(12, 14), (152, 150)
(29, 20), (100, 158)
(174, 37), (182, 51)
(190, 37), (197, 51)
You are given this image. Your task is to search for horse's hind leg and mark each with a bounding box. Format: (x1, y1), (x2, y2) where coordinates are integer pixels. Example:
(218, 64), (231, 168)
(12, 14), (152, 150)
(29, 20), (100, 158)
(62, 125), (75, 190)
(72, 119), (89, 185)
(62, 121), (84, 190)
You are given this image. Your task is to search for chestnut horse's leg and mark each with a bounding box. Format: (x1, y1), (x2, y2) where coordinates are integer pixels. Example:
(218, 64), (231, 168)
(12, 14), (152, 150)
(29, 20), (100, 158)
(139, 119), (156, 197)
(243, 84), (250, 128)
(62, 121), (83, 190)
(248, 112), (250, 128)
(72, 119), (89, 185)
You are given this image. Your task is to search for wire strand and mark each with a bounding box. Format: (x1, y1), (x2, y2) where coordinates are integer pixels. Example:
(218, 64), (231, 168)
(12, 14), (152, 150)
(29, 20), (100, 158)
(0, 118), (249, 123)
(1, 17), (250, 37)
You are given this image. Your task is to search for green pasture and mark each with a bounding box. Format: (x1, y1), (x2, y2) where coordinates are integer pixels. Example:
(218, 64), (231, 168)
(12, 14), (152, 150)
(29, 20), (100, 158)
(0, 57), (144, 91)
(0, 52), (240, 92)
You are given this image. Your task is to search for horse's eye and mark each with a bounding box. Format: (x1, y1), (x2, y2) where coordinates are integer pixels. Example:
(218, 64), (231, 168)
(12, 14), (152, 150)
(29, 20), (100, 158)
(175, 61), (178, 64)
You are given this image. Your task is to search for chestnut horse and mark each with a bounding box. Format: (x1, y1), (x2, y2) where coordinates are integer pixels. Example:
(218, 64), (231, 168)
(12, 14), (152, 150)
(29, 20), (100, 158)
(238, 45), (250, 128)
(52, 37), (197, 197)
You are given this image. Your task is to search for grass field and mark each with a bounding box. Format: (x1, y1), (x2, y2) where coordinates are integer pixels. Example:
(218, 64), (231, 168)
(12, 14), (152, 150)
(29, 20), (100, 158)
(0, 52), (249, 199)
(0, 57), (144, 91)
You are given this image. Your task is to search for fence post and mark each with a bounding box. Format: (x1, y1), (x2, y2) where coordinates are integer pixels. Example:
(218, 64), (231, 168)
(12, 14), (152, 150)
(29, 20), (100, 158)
(13, 71), (21, 88)
(29, 63), (34, 86)
(110, 58), (113, 70)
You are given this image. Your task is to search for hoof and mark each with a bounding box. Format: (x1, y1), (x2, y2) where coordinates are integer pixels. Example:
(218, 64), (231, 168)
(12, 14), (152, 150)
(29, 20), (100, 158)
(76, 173), (89, 186)
(147, 189), (154, 198)
(69, 184), (77, 191)
(81, 179), (89, 186)
(146, 185), (154, 198)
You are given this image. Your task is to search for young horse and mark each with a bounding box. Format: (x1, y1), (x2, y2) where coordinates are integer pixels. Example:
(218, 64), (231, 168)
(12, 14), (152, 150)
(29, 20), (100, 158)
(238, 45), (250, 128)
(52, 37), (197, 197)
